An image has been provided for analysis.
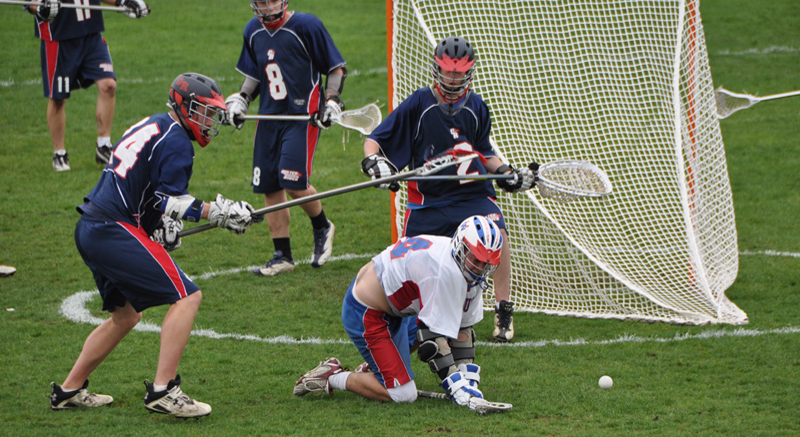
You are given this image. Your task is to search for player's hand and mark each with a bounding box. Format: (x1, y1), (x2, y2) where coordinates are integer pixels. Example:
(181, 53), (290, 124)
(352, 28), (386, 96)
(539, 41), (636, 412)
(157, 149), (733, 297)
(361, 154), (400, 192)
(34, 0), (61, 22)
(496, 163), (537, 193)
(225, 93), (249, 129)
(208, 194), (257, 234)
(115, 0), (150, 19)
(442, 372), (484, 407)
(311, 96), (344, 129)
(151, 216), (183, 251)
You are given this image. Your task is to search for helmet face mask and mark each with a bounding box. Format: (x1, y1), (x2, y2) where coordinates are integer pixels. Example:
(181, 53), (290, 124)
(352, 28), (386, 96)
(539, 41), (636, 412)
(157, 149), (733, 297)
(431, 36), (476, 114)
(168, 73), (227, 147)
(251, 0), (288, 26)
(451, 216), (503, 287)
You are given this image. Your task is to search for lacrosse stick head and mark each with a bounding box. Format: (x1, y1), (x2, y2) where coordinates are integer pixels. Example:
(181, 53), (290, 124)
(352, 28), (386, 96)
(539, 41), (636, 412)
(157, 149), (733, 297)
(714, 87), (759, 119)
(451, 216), (503, 286)
(536, 160), (612, 203)
(335, 103), (382, 135)
(168, 73), (227, 148)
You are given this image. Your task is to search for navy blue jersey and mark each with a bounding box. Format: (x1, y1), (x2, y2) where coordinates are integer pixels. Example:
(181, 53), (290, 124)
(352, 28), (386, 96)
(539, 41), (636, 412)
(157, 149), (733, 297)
(368, 87), (497, 208)
(29, 0), (105, 41)
(235, 13), (345, 116)
(84, 113), (194, 235)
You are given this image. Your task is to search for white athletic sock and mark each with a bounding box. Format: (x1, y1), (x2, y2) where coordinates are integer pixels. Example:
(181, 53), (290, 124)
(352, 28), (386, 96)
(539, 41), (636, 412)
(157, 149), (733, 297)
(328, 371), (351, 392)
(97, 137), (111, 147)
(152, 384), (168, 393)
(55, 149), (67, 156)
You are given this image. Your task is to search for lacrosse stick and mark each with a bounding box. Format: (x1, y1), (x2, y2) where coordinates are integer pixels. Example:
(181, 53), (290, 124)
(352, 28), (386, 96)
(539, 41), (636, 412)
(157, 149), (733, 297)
(416, 390), (512, 415)
(1, 0), (129, 12)
(407, 160), (612, 203)
(242, 103), (382, 135)
(715, 86), (800, 119)
(178, 151), (480, 237)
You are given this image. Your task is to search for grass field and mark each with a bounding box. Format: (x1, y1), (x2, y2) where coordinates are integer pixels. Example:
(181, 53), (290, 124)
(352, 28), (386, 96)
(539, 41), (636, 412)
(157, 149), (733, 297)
(1, 1), (799, 435)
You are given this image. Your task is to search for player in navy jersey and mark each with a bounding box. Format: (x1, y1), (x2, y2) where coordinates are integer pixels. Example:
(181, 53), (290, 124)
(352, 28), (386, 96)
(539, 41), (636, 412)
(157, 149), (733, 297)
(362, 36), (537, 342)
(49, 73), (259, 418)
(225, 0), (346, 277)
(24, 0), (149, 171)
(294, 216), (502, 410)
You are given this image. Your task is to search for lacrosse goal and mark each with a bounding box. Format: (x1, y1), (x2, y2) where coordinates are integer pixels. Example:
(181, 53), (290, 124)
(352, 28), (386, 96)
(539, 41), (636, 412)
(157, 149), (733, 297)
(386, 0), (747, 325)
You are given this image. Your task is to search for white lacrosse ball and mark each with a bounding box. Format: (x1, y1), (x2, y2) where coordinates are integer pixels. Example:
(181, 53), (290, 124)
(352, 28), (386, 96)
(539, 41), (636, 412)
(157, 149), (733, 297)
(599, 375), (613, 389)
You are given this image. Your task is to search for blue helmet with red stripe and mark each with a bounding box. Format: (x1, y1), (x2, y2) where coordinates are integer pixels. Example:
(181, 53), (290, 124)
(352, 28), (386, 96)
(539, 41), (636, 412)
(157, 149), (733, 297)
(451, 215), (503, 286)
(168, 73), (227, 148)
(432, 36), (476, 114)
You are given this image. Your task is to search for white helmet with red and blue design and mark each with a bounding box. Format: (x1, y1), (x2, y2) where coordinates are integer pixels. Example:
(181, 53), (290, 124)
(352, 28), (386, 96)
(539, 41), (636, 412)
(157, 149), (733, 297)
(451, 215), (503, 287)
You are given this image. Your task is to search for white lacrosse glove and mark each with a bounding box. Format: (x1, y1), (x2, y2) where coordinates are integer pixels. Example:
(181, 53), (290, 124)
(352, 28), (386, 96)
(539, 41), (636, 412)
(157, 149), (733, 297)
(225, 93), (249, 129)
(361, 154), (400, 192)
(151, 216), (183, 251)
(311, 96), (344, 129)
(34, 0), (60, 22)
(441, 372), (483, 407)
(115, 0), (150, 19)
(457, 363), (481, 389)
(496, 162), (538, 193)
(207, 194), (256, 235)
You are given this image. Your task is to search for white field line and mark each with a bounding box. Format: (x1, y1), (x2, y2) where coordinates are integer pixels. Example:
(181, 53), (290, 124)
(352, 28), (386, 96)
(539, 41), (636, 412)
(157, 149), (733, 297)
(0, 68), (388, 88)
(58, 250), (800, 347)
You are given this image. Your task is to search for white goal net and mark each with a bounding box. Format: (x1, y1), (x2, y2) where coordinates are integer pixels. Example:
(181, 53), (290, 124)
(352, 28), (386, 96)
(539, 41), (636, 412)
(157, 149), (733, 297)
(388, 0), (747, 325)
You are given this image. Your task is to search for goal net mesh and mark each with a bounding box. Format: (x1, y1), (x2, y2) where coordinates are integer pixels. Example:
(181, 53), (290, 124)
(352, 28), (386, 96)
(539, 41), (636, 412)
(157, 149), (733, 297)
(388, 0), (747, 325)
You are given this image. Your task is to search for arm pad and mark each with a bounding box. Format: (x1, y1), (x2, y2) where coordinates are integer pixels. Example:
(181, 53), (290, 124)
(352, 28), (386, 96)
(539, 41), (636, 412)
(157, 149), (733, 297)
(158, 194), (204, 223)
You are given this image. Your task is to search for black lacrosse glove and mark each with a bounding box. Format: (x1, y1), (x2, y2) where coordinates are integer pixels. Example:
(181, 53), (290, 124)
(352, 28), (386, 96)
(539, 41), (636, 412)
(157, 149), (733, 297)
(495, 163), (538, 193)
(34, 0), (60, 22)
(311, 95), (344, 129)
(116, 0), (150, 19)
(362, 154), (400, 192)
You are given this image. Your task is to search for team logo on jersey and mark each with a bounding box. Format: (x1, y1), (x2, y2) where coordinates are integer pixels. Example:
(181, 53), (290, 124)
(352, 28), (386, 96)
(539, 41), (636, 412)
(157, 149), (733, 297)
(268, 49), (275, 60)
(280, 169), (302, 181)
(99, 63), (114, 73)
(450, 128), (460, 139)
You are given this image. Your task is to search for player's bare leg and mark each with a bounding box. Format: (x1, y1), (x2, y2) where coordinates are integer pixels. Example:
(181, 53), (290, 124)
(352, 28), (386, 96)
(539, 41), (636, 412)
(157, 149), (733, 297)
(48, 98), (71, 171)
(493, 229), (515, 341)
(143, 291), (210, 417)
(254, 190), (296, 276)
(61, 301), (141, 390)
(264, 190), (291, 239)
(94, 78), (116, 164)
(341, 372), (392, 402)
(154, 290), (202, 385)
(286, 185), (335, 268)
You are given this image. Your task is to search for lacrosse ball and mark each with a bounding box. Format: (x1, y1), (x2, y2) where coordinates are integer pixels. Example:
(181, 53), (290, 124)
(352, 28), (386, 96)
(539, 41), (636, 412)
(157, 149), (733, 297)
(599, 375), (613, 389)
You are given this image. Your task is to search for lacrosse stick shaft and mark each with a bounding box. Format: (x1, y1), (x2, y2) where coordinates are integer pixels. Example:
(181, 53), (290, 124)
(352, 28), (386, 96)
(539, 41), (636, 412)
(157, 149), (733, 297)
(1, 0), (128, 11)
(242, 114), (311, 121)
(178, 153), (479, 237)
(755, 90), (800, 101)
(406, 174), (513, 182)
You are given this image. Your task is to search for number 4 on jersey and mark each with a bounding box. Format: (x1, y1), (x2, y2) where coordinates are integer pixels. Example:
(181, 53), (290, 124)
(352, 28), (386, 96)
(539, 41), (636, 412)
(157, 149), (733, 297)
(113, 123), (160, 178)
(390, 237), (433, 259)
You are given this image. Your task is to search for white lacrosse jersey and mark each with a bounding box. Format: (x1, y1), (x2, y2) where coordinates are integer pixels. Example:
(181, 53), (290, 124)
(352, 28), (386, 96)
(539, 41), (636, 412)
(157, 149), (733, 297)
(372, 235), (484, 339)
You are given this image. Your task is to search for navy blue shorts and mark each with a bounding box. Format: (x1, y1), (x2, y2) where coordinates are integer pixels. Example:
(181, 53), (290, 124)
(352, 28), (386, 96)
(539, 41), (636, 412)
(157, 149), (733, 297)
(341, 278), (416, 388)
(74, 215), (199, 313)
(402, 197), (506, 237)
(252, 119), (321, 194)
(41, 33), (116, 99)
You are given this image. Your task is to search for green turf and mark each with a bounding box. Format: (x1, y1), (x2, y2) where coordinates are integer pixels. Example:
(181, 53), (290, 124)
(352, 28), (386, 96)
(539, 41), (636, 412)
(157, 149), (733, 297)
(1, 1), (799, 435)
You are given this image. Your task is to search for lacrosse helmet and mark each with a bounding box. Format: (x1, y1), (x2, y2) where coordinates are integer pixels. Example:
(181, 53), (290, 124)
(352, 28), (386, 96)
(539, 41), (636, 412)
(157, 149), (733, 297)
(432, 36), (476, 114)
(168, 73), (227, 148)
(451, 215), (503, 286)
(251, 0), (288, 26)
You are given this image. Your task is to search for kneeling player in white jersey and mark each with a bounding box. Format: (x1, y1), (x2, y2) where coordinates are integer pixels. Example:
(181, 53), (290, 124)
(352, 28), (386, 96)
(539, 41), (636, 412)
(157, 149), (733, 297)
(294, 216), (502, 411)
